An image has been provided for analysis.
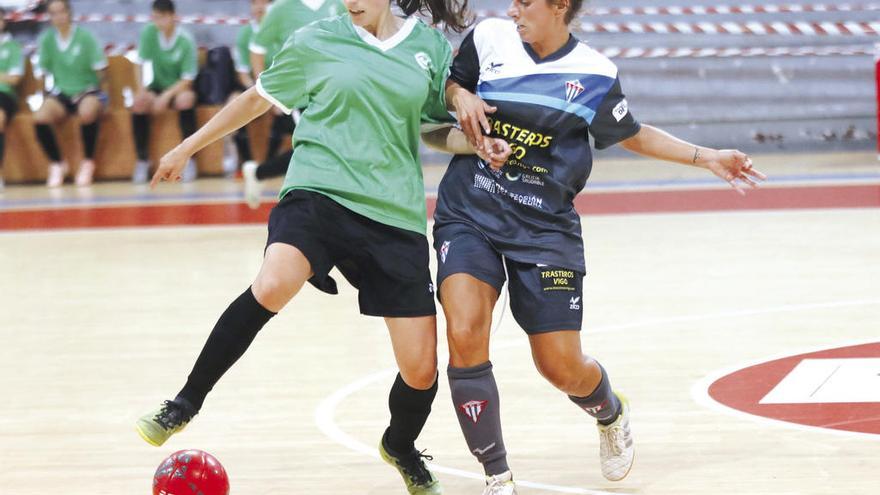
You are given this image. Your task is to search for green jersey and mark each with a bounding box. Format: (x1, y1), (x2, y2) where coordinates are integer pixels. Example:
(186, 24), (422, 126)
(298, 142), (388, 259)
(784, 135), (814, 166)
(249, 0), (344, 69)
(234, 22), (259, 75)
(37, 25), (107, 96)
(257, 16), (453, 234)
(137, 24), (198, 90)
(0, 34), (24, 97)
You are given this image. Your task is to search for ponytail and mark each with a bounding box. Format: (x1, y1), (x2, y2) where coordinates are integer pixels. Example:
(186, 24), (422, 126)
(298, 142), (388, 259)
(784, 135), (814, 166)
(397, 0), (473, 33)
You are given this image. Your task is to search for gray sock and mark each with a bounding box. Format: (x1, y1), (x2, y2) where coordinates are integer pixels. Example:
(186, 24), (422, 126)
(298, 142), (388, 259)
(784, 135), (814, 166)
(448, 361), (510, 476)
(568, 363), (621, 425)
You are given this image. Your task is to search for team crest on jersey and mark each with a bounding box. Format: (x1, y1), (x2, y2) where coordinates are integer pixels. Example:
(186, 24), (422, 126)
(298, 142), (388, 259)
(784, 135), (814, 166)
(439, 240), (451, 264)
(460, 400), (489, 424)
(565, 79), (584, 102)
(414, 52), (432, 72)
(0, 49), (7, 59)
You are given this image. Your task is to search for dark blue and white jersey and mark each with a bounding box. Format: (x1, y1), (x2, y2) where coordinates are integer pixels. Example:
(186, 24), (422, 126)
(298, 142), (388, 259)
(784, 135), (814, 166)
(433, 18), (641, 272)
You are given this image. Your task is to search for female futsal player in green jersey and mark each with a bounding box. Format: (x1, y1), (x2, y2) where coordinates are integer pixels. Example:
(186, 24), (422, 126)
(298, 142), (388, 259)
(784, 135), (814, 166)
(136, 0), (509, 493)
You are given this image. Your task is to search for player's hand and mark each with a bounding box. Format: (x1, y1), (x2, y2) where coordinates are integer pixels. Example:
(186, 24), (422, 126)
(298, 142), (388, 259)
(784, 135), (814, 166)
(152, 92), (173, 113)
(476, 137), (511, 170)
(450, 86), (496, 150)
(704, 149), (766, 195)
(150, 145), (190, 188)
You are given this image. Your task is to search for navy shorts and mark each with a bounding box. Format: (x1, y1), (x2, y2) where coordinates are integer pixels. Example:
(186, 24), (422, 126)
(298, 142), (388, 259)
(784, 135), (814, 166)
(433, 222), (584, 334)
(267, 189), (436, 318)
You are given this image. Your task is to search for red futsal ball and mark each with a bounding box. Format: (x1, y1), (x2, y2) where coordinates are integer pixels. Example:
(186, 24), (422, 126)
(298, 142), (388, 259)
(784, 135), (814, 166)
(153, 449), (230, 495)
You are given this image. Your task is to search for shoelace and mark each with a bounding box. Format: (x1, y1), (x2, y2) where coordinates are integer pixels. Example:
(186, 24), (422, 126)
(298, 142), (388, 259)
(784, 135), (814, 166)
(399, 450), (434, 486)
(485, 475), (513, 495)
(153, 400), (189, 429)
(602, 425), (627, 456)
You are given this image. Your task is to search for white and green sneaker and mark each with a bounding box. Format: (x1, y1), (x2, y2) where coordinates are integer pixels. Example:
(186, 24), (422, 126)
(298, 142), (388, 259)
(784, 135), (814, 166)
(379, 429), (442, 494)
(136, 399), (196, 447)
(483, 470), (517, 495)
(597, 392), (634, 481)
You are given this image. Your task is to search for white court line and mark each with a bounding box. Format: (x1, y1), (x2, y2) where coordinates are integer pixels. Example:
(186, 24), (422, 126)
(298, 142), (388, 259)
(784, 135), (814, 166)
(315, 298), (880, 492)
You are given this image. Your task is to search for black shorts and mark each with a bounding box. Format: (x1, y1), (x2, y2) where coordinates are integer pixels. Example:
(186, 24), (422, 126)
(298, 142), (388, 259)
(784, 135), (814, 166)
(434, 222), (584, 334)
(49, 89), (108, 115)
(0, 92), (18, 119)
(267, 189), (436, 318)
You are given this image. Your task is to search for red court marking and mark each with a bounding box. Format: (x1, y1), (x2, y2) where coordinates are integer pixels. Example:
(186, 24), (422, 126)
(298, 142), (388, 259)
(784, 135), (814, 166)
(709, 343), (880, 435)
(1, 184), (878, 231)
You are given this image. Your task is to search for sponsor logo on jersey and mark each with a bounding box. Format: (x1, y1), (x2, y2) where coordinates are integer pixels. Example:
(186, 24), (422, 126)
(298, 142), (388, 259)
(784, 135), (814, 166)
(71, 44), (81, 57)
(414, 52), (432, 72)
(569, 296), (581, 310)
(439, 240), (451, 264)
(0, 49), (8, 59)
(460, 400), (489, 424)
(612, 99), (629, 122)
(565, 79), (584, 102)
(428, 282), (434, 294)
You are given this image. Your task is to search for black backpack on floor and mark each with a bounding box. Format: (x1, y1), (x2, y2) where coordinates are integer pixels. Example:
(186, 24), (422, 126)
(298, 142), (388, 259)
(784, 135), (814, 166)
(195, 46), (237, 105)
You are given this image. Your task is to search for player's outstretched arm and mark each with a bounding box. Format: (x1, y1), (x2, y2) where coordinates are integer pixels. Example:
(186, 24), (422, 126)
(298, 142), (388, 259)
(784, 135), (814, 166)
(619, 124), (767, 195)
(151, 87), (272, 187)
(422, 126), (511, 170)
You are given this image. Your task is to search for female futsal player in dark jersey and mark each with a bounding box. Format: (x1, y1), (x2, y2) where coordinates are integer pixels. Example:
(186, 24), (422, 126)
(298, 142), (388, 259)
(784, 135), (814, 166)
(424, 0), (766, 492)
(135, 0), (507, 493)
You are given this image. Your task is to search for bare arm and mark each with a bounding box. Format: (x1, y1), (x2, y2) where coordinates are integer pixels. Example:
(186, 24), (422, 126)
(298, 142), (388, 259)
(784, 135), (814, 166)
(620, 124), (766, 194)
(151, 87), (273, 187)
(445, 79), (496, 148)
(250, 51), (266, 78)
(422, 125), (512, 170)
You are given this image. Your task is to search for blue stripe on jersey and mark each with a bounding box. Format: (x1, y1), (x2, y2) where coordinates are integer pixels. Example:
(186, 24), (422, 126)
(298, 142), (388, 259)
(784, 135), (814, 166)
(478, 73), (616, 123)
(478, 91), (596, 122)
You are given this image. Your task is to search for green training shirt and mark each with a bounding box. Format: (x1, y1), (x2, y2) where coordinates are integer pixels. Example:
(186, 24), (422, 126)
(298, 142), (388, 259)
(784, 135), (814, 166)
(0, 34), (24, 97)
(37, 25), (107, 96)
(257, 15), (452, 235)
(234, 22), (258, 75)
(249, 0), (344, 69)
(137, 24), (198, 90)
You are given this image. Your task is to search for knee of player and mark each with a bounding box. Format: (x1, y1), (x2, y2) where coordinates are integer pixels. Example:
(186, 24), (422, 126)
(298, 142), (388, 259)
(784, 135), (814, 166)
(446, 318), (490, 350)
(534, 357), (581, 391)
(174, 91), (196, 110)
(251, 275), (292, 306)
(399, 363), (438, 390)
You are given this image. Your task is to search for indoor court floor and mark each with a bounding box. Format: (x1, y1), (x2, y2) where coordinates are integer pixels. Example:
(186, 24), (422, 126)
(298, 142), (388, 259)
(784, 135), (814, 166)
(1, 151), (878, 494)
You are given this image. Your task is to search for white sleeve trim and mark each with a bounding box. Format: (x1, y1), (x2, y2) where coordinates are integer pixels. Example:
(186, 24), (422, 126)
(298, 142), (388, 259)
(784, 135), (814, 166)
(181, 72), (197, 81)
(7, 68), (24, 76)
(249, 41), (267, 55)
(256, 78), (292, 115)
(93, 61), (109, 70)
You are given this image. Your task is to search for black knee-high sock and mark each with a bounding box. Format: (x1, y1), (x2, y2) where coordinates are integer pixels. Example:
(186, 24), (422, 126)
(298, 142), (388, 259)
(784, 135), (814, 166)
(266, 114), (294, 158)
(176, 287), (276, 411)
(178, 108), (197, 140)
(35, 124), (61, 162)
(386, 372), (438, 455)
(132, 113), (150, 161)
(80, 121), (100, 160)
(234, 127), (252, 163)
(255, 149), (293, 180)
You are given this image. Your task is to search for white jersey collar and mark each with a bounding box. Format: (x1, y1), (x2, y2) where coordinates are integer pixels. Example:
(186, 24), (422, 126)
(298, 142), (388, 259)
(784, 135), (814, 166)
(352, 16), (417, 53)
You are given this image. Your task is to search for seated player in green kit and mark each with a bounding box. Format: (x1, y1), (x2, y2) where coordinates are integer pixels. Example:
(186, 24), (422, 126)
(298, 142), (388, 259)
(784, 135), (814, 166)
(131, 0), (200, 183)
(0, 8), (24, 191)
(32, 0), (108, 188)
